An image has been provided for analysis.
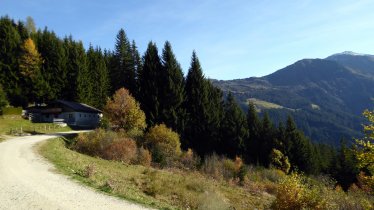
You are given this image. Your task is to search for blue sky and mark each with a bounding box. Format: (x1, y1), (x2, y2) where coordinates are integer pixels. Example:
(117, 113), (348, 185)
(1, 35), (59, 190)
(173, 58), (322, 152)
(1, 0), (374, 80)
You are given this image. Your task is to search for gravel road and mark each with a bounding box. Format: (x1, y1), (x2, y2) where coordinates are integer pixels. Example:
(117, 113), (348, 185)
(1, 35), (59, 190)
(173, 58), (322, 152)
(0, 133), (150, 210)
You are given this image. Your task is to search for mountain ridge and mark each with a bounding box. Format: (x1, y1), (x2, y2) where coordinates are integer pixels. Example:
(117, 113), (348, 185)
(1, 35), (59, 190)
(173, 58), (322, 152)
(212, 52), (374, 145)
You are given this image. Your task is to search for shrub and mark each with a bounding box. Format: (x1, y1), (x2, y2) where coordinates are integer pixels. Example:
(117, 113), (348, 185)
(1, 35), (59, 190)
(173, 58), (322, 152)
(102, 138), (137, 164)
(74, 129), (116, 156)
(0, 84), (8, 113)
(136, 147), (152, 167)
(201, 154), (245, 181)
(103, 88), (146, 132)
(2, 106), (22, 115)
(270, 149), (290, 174)
(144, 124), (181, 167)
(271, 173), (330, 210)
(201, 153), (223, 180)
(180, 148), (200, 170)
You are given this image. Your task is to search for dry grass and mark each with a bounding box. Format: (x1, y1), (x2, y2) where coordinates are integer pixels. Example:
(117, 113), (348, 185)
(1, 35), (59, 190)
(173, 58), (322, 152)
(38, 138), (275, 209)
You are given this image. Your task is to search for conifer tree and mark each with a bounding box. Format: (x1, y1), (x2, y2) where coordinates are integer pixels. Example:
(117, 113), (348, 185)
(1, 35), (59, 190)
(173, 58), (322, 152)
(35, 28), (67, 101)
(159, 41), (186, 134)
(111, 29), (136, 95)
(285, 115), (317, 173)
(63, 37), (88, 101)
(221, 92), (248, 158)
(137, 42), (163, 126)
(86, 46), (109, 109)
(259, 112), (276, 166)
(0, 16), (24, 106)
(184, 51), (209, 152)
(130, 40), (142, 97)
(184, 51), (224, 154)
(76, 44), (90, 104)
(245, 103), (261, 163)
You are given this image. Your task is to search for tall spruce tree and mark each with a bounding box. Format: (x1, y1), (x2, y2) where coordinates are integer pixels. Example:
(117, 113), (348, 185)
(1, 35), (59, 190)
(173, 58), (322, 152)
(35, 28), (67, 101)
(76, 44), (90, 104)
(86, 46), (109, 109)
(184, 51), (224, 155)
(0, 16), (24, 106)
(259, 112), (276, 166)
(62, 36), (77, 100)
(285, 115), (318, 173)
(184, 51), (209, 152)
(159, 41), (186, 134)
(220, 93), (248, 158)
(110, 29), (136, 94)
(245, 103), (261, 163)
(137, 42), (163, 126)
(130, 40), (142, 97)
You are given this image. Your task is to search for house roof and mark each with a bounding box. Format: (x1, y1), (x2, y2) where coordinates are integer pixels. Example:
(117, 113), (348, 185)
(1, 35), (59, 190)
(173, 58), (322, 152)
(53, 100), (102, 113)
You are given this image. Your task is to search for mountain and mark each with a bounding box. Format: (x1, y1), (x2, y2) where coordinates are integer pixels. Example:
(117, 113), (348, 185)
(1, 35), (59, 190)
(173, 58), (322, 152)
(212, 52), (374, 145)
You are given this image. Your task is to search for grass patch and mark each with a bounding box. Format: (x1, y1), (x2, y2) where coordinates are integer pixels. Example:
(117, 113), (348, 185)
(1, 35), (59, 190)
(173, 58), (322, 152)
(247, 98), (295, 112)
(38, 138), (274, 209)
(0, 115), (71, 135)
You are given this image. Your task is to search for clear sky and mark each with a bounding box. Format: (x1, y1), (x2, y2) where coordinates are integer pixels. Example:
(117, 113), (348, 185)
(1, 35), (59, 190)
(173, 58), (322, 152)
(1, 0), (374, 80)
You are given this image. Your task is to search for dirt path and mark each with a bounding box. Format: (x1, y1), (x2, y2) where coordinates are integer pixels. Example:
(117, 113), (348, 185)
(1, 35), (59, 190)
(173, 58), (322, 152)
(0, 133), (150, 210)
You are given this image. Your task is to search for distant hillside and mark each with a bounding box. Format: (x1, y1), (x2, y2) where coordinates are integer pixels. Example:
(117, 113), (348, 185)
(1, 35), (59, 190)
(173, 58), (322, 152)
(213, 52), (374, 145)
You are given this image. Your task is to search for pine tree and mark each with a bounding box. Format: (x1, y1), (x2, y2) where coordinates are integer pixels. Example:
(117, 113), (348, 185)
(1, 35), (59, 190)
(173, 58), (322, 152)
(35, 28), (67, 101)
(184, 51), (224, 155)
(76, 44), (90, 104)
(86, 46), (109, 109)
(138, 42), (163, 126)
(159, 41), (186, 134)
(184, 51), (209, 152)
(259, 112), (276, 166)
(0, 16), (24, 106)
(285, 115), (318, 173)
(245, 103), (261, 163)
(110, 29), (136, 94)
(220, 92), (248, 158)
(130, 40), (142, 97)
(63, 37), (88, 101)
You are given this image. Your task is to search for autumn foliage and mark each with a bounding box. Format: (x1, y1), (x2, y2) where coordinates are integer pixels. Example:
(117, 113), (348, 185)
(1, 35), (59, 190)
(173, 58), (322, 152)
(144, 124), (182, 166)
(103, 88), (146, 132)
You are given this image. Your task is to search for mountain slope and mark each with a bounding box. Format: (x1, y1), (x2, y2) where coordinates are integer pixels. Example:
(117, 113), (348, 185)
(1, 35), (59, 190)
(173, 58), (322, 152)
(213, 52), (374, 145)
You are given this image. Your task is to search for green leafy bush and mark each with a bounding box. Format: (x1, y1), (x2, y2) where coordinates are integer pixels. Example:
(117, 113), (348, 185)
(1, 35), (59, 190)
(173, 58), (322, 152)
(144, 124), (181, 167)
(2, 106), (22, 115)
(270, 149), (291, 174)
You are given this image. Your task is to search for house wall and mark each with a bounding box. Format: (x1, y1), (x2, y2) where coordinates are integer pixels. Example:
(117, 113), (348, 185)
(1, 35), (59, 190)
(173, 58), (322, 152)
(31, 111), (101, 128)
(71, 112), (101, 127)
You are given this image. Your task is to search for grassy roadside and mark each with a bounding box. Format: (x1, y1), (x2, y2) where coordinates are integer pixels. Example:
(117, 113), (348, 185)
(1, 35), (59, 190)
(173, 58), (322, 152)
(38, 138), (274, 210)
(0, 115), (71, 136)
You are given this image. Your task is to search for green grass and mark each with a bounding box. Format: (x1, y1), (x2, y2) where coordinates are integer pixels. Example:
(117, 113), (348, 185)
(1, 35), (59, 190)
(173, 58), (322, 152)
(0, 115), (72, 136)
(38, 138), (275, 210)
(247, 98), (296, 112)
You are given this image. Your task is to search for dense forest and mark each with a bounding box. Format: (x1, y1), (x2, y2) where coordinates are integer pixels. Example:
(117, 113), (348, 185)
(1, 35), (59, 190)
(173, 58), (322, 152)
(0, 16), (364, 189)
